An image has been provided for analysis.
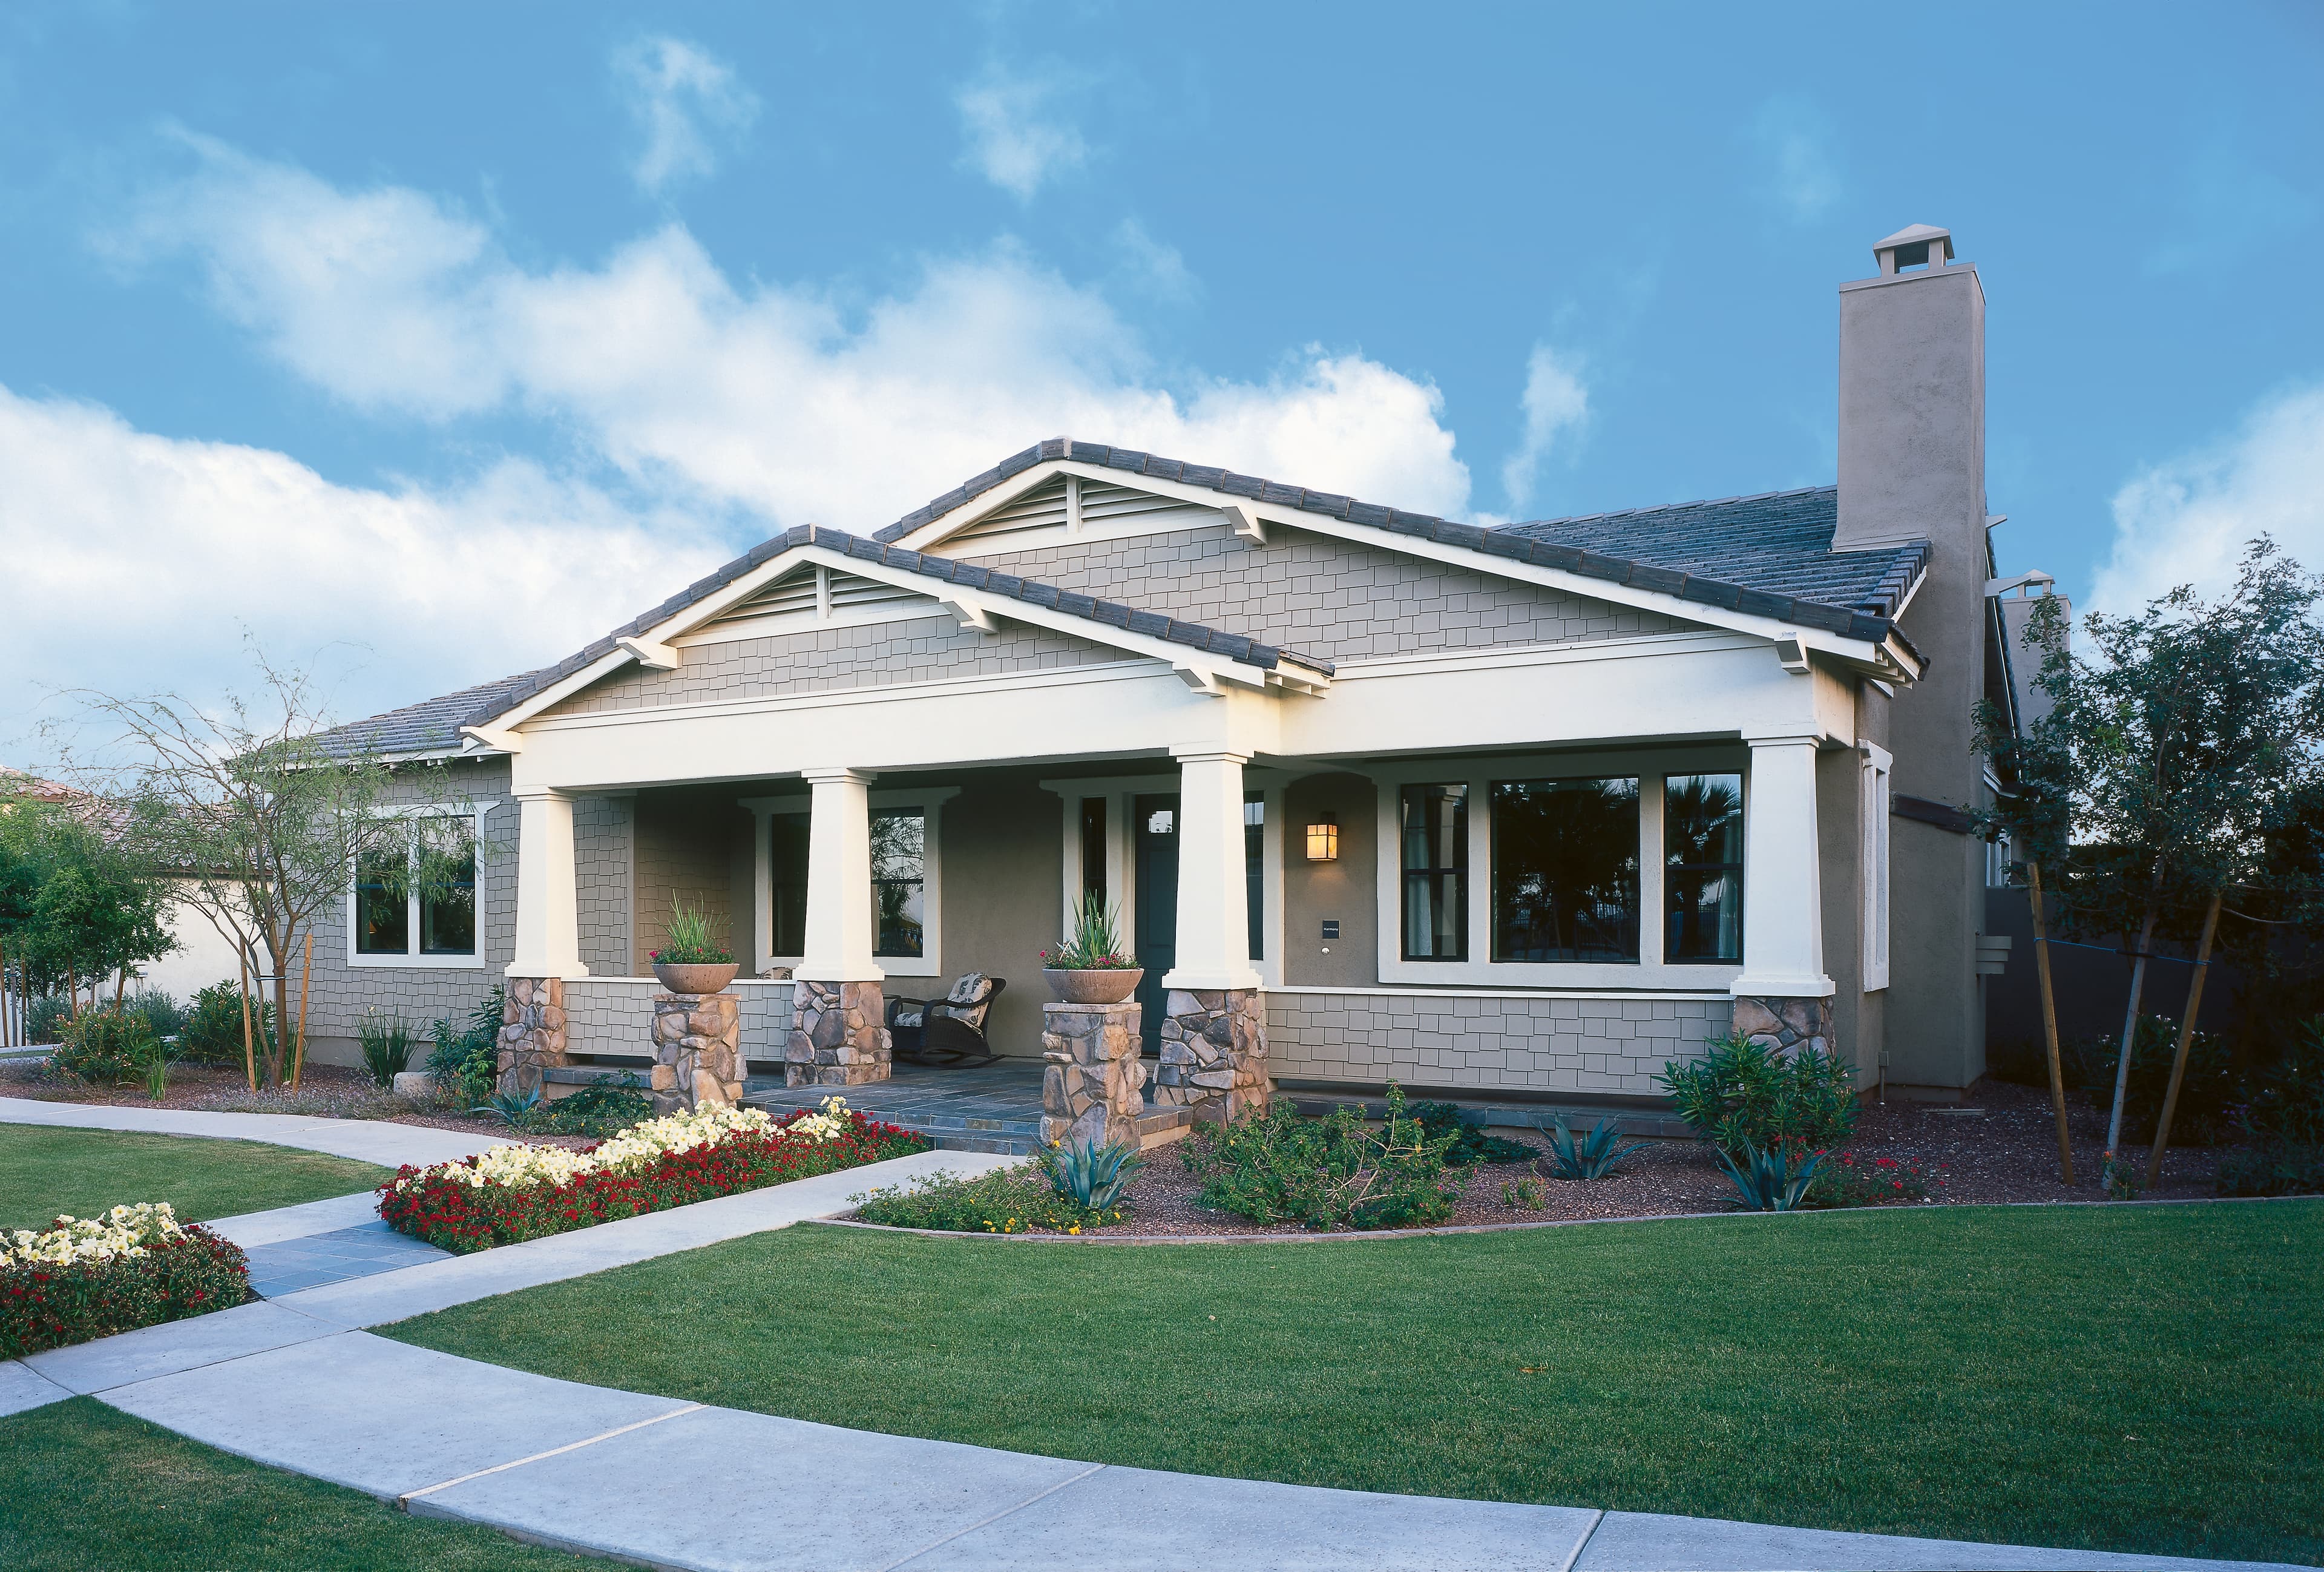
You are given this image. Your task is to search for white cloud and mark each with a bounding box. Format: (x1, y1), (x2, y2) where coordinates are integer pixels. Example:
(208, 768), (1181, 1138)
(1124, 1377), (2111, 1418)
(1500, 344), (1590, 513)
(1749, 97), (1840, 222)
(0, 384), (726, 726)
(121, 140), (1474, 531)
(2090, 384), (2324, 615)
(614, 35), (760, 196)
(954, 63), (1088, 201)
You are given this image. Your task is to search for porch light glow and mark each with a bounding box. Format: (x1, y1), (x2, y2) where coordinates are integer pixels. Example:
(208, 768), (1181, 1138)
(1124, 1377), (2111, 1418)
(1305, 813), (1339, 861)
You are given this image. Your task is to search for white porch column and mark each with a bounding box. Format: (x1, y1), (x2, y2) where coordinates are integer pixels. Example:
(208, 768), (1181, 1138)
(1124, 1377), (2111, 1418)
(795, 767), (883, 984)
(1162, 749), (1262, 990)
(1732, 734), (1833, 1001)
(507, 789), (588, 981)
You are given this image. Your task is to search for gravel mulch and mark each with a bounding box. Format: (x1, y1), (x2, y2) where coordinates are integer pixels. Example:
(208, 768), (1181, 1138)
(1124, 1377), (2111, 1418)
(865, 1079), (2231, 1239)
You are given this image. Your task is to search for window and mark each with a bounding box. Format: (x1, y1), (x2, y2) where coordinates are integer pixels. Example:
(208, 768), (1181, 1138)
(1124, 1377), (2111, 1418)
(767, 813), (809, 957)
(870, 809), (925, 958)
(351, 816), (478, 962)
(1491, 778), (1640, 962)
(1664, 773), (1743, 963)
(1862, 744), (1891, 990)
(1245, 795), (1264, 962)
(1400, 784), (1468, 961)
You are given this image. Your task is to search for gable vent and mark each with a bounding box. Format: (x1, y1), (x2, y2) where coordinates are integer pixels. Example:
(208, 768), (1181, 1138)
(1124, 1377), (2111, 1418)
(953, 475), (1070, 544)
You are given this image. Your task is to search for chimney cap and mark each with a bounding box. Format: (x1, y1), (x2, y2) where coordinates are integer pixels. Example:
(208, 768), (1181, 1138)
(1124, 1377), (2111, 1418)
(1872, 223), (1955, 267)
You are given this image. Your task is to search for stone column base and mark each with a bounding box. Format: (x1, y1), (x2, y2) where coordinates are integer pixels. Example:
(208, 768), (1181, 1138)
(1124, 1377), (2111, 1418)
(651, 990), (743, 1114)
(498, 977), (569, 1097)
(1733, 995), (1834, 1057)
(784, 979), (891, 1087)
(1154, 988), (1269, 1122)
(1040, 1001), (1145, 1148)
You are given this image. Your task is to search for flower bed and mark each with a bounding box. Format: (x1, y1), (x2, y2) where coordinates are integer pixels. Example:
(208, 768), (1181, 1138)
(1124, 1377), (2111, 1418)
(2, 1203), (250, 1359)
(378, 1099), (929, 1253)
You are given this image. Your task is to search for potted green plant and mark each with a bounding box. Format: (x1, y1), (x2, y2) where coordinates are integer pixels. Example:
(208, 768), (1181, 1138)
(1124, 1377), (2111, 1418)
(651, 896), (738, 995)
(1040, 893), (1142, 1005)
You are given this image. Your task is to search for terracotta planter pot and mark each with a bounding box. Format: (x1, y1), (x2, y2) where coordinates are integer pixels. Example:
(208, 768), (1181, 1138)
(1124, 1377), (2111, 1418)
(1043, 967), (1143, 1005)
(653, 961), (738, 995)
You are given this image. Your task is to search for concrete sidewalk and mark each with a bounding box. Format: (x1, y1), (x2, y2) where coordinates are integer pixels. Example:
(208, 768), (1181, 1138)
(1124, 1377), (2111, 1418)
(0, 1094), (514, 1168)
(1, 1140), (2305, 1571)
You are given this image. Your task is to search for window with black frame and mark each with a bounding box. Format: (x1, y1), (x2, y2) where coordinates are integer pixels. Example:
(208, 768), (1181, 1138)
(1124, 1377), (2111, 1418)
(1400, 783), (1467, 961)
(870, 809), (925, 958)
(1665, 772), (1744, 963)
(1490, 777), (1640, 962)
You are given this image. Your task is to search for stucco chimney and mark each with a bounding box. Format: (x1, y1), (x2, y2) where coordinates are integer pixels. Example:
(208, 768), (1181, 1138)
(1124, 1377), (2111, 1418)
(1834, 223), (1985, 553)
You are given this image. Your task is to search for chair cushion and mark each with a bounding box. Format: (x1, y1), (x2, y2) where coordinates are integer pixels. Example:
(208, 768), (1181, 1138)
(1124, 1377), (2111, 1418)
(940, 972), (994, 1028)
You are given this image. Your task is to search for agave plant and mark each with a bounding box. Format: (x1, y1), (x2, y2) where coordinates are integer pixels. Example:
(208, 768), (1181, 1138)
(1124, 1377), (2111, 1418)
(1716, 1140), (1825, 1211)
(471, 1085), (543, 1126)
(1543, 1116), (1651, 1181)
(1039, 1137), (1144, 1209)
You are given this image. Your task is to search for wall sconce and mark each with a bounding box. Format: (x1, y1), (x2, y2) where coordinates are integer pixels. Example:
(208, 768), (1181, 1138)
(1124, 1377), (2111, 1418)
(1305, 812), (1339, 861)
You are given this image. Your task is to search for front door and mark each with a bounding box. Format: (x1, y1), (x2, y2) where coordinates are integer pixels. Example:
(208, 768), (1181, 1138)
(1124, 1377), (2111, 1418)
(1132, 794), (1179, 1054)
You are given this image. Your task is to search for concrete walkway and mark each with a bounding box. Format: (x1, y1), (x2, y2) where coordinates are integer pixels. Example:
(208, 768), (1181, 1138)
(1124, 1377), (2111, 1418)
(0, 1130), (2305, 1571)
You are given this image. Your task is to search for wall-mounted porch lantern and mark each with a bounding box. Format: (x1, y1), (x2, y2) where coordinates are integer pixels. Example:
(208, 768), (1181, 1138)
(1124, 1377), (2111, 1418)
(1305, 812), (1339, 861)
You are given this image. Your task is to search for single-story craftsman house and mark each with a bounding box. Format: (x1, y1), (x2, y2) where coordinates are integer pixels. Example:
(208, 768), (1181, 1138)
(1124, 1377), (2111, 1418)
(298, 223), (2040, 1117)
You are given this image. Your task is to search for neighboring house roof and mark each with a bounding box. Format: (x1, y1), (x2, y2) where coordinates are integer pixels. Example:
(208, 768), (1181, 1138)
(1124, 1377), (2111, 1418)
(1502, 487), (1928, 621)
(315, 439), (1931, 758)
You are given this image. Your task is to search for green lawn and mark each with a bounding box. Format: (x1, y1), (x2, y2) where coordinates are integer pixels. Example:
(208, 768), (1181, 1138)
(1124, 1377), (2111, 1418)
(390, 1201), (2324, 1565)
(0, 1398), (595, 1571)
(0, 1125), (391, 1231)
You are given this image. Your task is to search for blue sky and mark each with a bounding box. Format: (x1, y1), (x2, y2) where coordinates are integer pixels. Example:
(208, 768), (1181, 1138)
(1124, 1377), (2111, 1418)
(2, 2), (2320, 750)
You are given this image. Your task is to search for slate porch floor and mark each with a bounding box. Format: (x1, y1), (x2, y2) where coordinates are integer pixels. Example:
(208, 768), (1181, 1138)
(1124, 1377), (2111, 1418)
(241, 1221), (452, 1298)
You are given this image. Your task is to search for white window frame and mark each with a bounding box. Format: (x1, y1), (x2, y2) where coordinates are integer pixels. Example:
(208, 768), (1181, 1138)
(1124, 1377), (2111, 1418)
(742, 787), (958, 978)
(1860, 742), (1892, 992)
(345, 804), (495, 970)
(1366, 749), (1750, 991)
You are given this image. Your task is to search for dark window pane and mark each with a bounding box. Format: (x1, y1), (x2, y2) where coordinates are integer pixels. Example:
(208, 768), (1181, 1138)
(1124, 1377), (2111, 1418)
(355, 846), (409, 955)
(768, 814), (809, 956)
(1244, 795), (1264, 962)
(1400, 784), (1467, 961)
(1491, 778), (1640, 962)
(871, 809), (925, 958)
(419, 837), (476, 956)
(1665, 772), (1744, 962)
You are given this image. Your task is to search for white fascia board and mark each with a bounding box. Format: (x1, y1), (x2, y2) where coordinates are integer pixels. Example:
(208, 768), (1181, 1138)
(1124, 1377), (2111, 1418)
(897, 458), (1906, 677)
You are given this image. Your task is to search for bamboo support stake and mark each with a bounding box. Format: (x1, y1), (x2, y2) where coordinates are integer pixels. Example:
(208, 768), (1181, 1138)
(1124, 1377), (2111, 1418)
(2027, 862), (2075, 1185)
(293, 932), (313, 1089)
(237, 950), (258, 1093)
(2147, 891), (2223, 1188)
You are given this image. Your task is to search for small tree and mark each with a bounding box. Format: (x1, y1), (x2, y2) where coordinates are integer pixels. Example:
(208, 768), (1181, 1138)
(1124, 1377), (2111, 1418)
(1987, 542), (2324, 1172)
(48, 651), (471, 1088)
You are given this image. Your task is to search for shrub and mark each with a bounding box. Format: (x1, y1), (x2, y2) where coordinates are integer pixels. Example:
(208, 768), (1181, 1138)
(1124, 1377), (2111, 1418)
(525, 1078), (655, 1137)
(379, 1099), (928, 1252)
(1408, 1101), (1535, 1165)
(1037, 1138), (1143, 1208)
(1657, 1033), (1857, 1159)
(2, 1204), (248, 1359)
(2063, 1015), (2237, 1146)
(355, 1011), (416, 1088)
(1811, 1151), (1937, 1206)
(1543, 1116), (1650, 1180)
(175, 981), (274, 1068)
(50, 1009), (159, 1086)
(855, 1165), (1128, 1234)
(1178, 1084), (1463, 1231)
(1716, 1141), (1825, 1211)
(23, 993), (71, 1045)
(427, 987), (503, 1102)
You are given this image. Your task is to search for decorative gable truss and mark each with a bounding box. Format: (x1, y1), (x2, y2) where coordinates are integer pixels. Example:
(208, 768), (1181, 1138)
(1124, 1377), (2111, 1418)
(888, 446), (1925, 683)
(459, 530), (1334, 751)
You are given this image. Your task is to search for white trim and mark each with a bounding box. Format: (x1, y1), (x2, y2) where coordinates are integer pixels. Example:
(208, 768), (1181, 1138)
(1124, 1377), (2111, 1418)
(1364, 749), (1750, 992)
(1860, 741), (1892, 992)
(743, 787), (958, 979)
(346, 806), (491, 971)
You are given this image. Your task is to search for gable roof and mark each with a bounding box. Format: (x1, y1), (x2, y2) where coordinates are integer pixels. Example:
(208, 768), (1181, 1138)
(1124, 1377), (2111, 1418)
(873, 437), (1923, 654)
